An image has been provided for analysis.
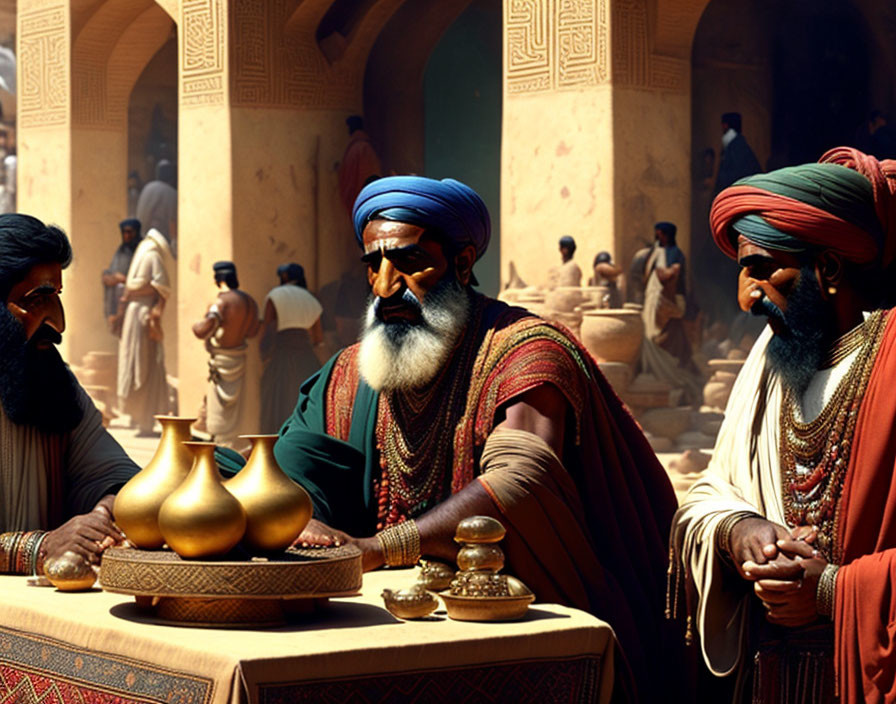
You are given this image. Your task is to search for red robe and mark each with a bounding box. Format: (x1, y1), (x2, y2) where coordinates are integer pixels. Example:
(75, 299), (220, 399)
(835, 310), (896, 702)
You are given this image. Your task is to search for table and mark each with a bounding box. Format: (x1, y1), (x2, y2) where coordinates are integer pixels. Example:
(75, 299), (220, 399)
(0, 569), (615, 703)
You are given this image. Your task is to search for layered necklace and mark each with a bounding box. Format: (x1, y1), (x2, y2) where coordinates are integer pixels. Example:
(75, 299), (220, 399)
(779, 310), (887, 561)
(373, 297), (484, 530)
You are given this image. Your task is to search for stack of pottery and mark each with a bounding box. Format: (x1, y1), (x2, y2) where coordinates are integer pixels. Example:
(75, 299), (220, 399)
(113, 420), (311, 559)
(439, 516), (534, 621)
(544, 286), (585, 337)
(703, 358), (745, 411)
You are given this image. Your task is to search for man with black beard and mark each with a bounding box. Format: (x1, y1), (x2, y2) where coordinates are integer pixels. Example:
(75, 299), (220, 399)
(0, 214), (137, 576)
(671, 147), (896, 703)
(263, 176), (682, 702)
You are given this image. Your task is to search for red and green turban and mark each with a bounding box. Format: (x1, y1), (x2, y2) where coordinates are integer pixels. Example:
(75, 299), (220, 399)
(710, 147), (896, 266)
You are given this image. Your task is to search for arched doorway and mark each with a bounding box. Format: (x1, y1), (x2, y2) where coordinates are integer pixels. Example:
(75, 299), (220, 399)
(363, 0), (502, 296)
(689, 0), (890, 325)
(423, 0), (502, 297)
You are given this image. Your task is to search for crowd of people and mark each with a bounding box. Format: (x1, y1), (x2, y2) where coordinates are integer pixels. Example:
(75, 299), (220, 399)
(3, 100), (896, 702)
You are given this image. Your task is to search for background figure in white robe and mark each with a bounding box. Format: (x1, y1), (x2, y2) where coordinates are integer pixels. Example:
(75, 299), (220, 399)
(117, 228), (173, 436)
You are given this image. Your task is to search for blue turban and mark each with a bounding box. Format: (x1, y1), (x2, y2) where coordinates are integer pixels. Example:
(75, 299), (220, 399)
(352, 176), (491, 260)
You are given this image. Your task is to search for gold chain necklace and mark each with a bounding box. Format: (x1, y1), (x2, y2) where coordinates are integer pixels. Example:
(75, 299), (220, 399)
(819, 320), (867, 369)
(779, 309), (886, 561)
(374, 296), (484, 526)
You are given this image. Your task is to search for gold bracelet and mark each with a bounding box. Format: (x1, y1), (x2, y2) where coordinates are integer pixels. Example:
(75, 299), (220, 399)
(716, 511), (761, 564)
(376, 520), (421, 567)
(816, 563), (840, 619)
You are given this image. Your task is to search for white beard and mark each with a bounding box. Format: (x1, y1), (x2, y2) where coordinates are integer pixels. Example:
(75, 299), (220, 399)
(358, 280), (470, 392)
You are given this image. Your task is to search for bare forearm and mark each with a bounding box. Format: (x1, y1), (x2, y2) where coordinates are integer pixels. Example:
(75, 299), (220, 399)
(415, 480), (499, 562)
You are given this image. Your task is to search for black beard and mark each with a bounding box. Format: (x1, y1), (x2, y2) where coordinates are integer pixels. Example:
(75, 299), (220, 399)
(0, 306), (83, 433)
(756, 265), (833, 395)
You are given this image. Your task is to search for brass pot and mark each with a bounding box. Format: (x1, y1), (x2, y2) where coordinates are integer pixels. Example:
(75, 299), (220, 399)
(43, 550), (97, 591)
(454, 516), (506, 544)
(158, 442), (247, 558)
(224, 435), (312, 552)
(113, 415), (196, 548)
(456, 544), (505, 572)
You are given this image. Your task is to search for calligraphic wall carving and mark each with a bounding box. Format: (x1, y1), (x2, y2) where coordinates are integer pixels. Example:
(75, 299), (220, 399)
(505, 0), (686, 95)
(229, 0), (357, 110)
(613, 0), (687, 93)
(506, 0), (609, 94)
(182, 0), (226, 108)
(19, 4), (68, 128)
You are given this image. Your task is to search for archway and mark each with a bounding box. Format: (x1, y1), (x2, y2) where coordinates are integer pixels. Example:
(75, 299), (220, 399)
(423, 0), (501, 296)
(689, 0), (887, 325)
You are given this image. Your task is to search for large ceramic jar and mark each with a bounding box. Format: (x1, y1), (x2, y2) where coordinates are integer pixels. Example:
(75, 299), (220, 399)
(113, 416), (196, 549)
(158, 442), (247, 558)
(580, 309), (644, 365)
(225, 435), (312, 552)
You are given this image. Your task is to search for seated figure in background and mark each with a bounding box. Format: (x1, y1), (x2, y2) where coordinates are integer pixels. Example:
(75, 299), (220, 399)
(546, 235), (582, 289)
(0, 214), (137, 573)
(589, 251), (622, 308)
(272, 175), (682, 702)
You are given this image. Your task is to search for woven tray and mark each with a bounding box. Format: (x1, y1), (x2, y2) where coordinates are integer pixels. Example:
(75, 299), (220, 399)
(99, 545), (363, 627)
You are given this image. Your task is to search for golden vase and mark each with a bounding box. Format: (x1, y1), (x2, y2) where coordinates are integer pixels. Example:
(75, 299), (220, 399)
(113, 415), (197, 549)
(225, 435), (312, 552)
(158, 442), (247, 558)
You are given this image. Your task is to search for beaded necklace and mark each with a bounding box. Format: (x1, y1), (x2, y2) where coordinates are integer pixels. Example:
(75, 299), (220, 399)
(779, 309), (886, 561)
(373, 295), (485, 529)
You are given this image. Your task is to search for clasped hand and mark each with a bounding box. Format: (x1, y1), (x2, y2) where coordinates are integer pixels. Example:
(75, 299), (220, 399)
(729, 517), (827, 627)
(42, 495), (126, 567)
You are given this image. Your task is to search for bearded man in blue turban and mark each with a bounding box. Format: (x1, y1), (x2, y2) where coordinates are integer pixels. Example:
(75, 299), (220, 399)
(269, 176), (680, 701)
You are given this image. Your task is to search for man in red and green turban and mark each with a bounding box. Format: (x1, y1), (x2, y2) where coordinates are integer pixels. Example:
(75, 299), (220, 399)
(672, 147), (896, 703)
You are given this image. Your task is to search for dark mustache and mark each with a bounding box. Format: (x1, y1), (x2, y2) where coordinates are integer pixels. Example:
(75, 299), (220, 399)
(750, 293), (786, 326)
(29, 324), (62, 346)
(373, 288), (422, 317)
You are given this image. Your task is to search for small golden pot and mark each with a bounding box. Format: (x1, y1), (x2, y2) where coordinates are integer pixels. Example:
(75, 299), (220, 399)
(454, 516), (506, 544)
(456, 544), (505, 572)
(224, 435), (312, 552)
(382, 585), (439, 620)
(43, 551), (97, 591)
(158, 442), (246, 558)
(113, 416), (196, 549)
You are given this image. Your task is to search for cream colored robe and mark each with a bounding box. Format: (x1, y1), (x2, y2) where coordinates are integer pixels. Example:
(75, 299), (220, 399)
(671, 325), (784, 676)
(117, 229), (173, 431)
(0, 384), (138, 531)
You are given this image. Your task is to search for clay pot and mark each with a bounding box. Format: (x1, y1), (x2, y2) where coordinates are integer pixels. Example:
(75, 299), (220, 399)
(545, 286), (584, 314)
(703, 370), (738, 410)
(158, 442), (247, 558)
(225, 435), (312, 552)
(113, 416), (197, 549)
(580, 309), (644, 365)
(598, 362), (632, 393)
(640, 406), (692, 442)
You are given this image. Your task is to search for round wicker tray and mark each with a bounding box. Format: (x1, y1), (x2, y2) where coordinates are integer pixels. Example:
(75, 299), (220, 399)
(99, 545), (363, 627)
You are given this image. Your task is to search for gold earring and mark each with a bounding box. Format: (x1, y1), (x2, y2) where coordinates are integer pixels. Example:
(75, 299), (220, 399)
(827, 286), (837, 296)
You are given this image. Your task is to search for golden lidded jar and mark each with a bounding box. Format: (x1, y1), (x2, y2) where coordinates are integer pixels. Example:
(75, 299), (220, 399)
(158, 442), (247, 558)
(113, 415), (196, 549)
(224, 435), (312, 552)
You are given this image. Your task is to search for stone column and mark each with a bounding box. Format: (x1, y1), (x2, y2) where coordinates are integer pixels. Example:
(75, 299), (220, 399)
(177, 0), (406, 430)
(17, 1), (73, 357)
(18, 0), (174, 371)
(501, 0), (693, 289)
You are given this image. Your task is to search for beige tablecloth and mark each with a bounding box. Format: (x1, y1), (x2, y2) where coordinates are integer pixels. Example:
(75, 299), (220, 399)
(0, 569), (615, 703)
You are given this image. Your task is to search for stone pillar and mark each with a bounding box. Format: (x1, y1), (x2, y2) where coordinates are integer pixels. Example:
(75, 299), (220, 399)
(501, 0), (692, 290)
(177, 0), (405, 430)
(18, 0), (173, 370)
(17, 1), (73, 358)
